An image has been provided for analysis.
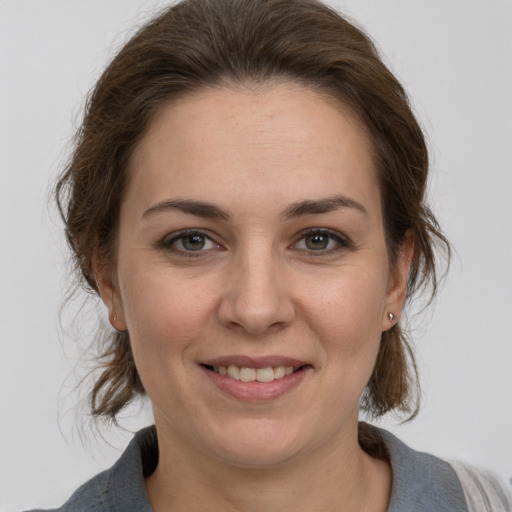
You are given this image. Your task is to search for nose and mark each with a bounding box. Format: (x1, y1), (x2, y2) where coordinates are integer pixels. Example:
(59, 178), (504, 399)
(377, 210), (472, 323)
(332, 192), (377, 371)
(217, 248), (295, 335)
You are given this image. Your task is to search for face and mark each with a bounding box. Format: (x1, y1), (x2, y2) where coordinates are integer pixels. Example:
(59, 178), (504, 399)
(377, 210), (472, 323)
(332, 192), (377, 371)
(97, 83), (411, 468)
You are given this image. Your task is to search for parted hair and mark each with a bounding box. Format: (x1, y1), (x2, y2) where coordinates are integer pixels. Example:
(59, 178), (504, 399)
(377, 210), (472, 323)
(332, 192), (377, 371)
(56, 0), (450, 421)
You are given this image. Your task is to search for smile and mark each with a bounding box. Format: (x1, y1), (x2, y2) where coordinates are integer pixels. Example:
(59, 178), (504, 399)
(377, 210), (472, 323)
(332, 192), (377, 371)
(201, 359), (311, 400)
(209, 365), (296, 382)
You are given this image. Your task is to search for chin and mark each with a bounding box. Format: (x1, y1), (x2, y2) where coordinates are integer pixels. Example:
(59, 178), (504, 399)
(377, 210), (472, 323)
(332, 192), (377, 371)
(204, 418), (310, 469)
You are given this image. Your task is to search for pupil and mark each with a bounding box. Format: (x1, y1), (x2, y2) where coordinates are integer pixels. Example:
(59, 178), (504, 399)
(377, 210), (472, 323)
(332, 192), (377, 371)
(183, 235), (205, 251)
(306, 234), (328, 250)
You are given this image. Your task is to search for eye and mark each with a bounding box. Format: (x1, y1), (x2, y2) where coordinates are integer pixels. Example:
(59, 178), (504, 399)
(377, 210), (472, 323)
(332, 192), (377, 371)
(162, 230), (222, 255)
(179, 233), (209, 251)
(292, 229), (349, 253)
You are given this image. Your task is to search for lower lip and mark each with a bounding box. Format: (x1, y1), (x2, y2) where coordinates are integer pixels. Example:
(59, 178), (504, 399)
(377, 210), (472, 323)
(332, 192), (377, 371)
(201, 366), (310, 400)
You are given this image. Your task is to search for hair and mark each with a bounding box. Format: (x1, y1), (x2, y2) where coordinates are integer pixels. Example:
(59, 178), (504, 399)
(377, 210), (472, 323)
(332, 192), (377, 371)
(56, 0), (450, 421)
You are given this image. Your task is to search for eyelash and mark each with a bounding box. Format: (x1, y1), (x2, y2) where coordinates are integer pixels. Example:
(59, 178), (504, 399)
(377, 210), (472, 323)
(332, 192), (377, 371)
(291, 228), (351, 255)
(160, 229), (222, 258)
(160, 228), (351, 258)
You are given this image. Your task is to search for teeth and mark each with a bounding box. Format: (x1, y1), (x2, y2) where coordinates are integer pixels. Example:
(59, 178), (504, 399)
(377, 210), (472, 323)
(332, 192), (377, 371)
(227, 364), (240, 380)
(239, 367), (256, 382)
(256, 367), (274, 383)
(274, 366), (285, 379)
(215, 365), (296, 382)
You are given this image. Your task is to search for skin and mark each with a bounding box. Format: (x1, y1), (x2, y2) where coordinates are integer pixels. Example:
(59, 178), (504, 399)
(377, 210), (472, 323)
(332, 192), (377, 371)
(95, 82), (413, 512)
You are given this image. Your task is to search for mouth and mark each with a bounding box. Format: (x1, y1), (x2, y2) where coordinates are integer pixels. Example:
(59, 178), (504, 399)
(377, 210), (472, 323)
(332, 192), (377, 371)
(202, 364), (307, 383)
(200, 357), (312, 400)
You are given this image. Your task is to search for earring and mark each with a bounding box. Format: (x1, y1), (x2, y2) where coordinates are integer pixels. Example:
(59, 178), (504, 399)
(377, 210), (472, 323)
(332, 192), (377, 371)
(388, 312), (395, 323)
(110, 313), (118, 330)
(111, 310), (123, 332)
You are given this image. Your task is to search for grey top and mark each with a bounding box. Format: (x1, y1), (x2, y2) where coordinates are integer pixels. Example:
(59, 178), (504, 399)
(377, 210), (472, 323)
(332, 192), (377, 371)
(27, 424), (506, 512)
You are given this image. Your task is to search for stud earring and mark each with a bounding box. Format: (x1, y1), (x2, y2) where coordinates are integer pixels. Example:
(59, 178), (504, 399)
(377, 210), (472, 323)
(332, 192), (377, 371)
(110, 313), (118, 330)
(111, 309), (123, 331)
(388, 312), (395, 323)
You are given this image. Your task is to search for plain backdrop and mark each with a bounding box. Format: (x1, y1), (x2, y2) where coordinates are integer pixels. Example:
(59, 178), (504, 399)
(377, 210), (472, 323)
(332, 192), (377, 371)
(1, 0), (511, 510)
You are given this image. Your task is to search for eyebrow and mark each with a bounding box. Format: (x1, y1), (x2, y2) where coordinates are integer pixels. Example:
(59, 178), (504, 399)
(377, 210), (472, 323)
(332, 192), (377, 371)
(142, 199), (231, 220)
(281, 195), (368, 220)
(142, 194), (367, 221)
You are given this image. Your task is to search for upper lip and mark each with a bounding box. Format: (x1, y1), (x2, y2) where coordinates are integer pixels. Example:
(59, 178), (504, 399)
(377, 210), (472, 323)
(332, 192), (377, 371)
(201, 355), (310, 368)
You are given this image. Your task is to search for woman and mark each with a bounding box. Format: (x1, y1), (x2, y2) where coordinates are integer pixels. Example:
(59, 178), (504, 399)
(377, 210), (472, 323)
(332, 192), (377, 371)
(27, 0), (511, 510)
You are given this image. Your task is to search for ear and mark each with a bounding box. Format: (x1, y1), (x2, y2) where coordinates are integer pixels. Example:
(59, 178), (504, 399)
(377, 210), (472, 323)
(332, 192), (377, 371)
(92, 250), (128, 332)
(382, 229), (415, 331)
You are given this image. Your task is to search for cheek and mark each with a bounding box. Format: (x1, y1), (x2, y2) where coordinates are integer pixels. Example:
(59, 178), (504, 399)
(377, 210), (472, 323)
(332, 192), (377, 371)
(121, 262), (210, 328)
(301, 265), (388, 368)
(118, 265), (213, 373)
(118, 270), (214, 414)
(307, 263), (387, 328)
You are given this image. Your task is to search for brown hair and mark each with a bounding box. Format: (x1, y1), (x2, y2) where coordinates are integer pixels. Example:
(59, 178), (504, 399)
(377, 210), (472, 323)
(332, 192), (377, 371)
(57, 0), (449, 421)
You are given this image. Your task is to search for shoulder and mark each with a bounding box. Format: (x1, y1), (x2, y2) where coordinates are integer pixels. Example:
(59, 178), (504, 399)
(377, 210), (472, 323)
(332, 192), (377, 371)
(360, 423), (511, 512)
(25, 468), (113, 512)
(375, 426), (468, 511)
(449, 461), (512, 512)
(25, 426), (157, 512)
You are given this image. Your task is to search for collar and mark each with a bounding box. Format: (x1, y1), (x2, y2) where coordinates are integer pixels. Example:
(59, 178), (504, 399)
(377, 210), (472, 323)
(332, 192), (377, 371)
(101, 424), (467, 512)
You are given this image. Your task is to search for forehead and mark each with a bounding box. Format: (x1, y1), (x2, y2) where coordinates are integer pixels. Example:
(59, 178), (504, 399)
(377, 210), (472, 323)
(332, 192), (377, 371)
(125, 82), (380, 217)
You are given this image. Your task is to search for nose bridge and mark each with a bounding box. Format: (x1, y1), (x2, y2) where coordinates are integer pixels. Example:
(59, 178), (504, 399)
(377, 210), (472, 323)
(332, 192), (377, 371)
(218, 238), (294, 334)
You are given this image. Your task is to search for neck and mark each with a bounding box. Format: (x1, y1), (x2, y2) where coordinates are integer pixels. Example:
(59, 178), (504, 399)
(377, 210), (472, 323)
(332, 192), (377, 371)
(145, 422), (391, 512)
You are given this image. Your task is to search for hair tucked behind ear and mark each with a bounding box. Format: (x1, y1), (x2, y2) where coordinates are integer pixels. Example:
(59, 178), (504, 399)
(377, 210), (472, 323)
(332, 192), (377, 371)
(57, 0), (450, 422)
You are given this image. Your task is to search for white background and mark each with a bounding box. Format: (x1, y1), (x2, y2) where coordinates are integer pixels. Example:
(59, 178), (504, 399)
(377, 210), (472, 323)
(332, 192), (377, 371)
(1, 0), (511, 510)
